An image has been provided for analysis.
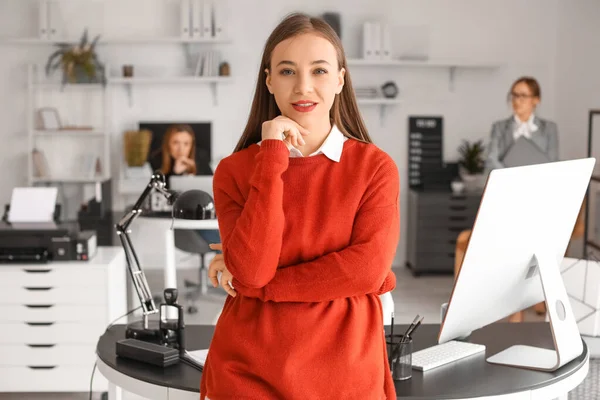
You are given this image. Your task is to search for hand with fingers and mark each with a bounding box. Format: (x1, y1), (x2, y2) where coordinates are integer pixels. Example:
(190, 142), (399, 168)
(208, 243), (237, 297)
(173, 157), (196, 174)
(261, 115), (310, 148)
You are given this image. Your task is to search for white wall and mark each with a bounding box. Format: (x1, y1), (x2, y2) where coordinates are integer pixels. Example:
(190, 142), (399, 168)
(0, 0), (584, 268)
(555, 0), (600, 162)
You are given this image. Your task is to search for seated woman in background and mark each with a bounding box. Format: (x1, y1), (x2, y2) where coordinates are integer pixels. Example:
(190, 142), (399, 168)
(486, 76), (559, 170)
(159, 123), (219, 245)
(159, 123), (213, 184)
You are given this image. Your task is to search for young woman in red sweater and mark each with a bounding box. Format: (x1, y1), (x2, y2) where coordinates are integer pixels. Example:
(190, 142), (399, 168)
(201, 12), (400, 400)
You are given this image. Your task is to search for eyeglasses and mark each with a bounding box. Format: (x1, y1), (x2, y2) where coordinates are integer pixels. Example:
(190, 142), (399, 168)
(508, 92), (535, 101)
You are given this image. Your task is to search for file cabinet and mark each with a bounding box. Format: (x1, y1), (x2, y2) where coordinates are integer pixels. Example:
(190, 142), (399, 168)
(0, 247), (126, 393)
(406, 190), (481, 275)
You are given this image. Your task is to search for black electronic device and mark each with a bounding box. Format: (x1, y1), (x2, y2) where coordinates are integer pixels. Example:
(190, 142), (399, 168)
(0, 221), (97, 263)
(116, 338), (180, 367)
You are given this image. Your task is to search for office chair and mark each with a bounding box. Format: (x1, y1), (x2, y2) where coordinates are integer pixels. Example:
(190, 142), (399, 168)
(173, 229), (223, 313)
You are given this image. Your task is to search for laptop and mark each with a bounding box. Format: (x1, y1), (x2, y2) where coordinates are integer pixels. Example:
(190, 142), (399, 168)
(502, 137), (550, 168)
(169, 176), (214, 197)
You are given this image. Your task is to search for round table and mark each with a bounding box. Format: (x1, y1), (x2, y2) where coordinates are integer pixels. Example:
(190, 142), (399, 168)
(97, 322), (588, 400)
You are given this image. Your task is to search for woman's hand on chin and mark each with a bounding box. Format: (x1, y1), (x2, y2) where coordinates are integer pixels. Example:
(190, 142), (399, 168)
(261, 115), (310, 148)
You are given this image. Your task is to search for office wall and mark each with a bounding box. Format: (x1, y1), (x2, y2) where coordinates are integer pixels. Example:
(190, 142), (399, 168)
(555, 0), (600, 161)
(0, 0), (574, 267)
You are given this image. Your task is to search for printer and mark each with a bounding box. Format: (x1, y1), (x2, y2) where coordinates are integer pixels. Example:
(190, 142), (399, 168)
(0, 220), (97, 263)
(0, 202), (97, 263)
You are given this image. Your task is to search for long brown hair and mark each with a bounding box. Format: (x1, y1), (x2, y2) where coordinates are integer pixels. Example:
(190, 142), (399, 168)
(234, 12), (372, 152)
(160, 124), (197, 175)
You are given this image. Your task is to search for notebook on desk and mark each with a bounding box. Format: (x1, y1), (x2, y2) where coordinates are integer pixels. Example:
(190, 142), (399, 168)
(502, 137), (550, 168)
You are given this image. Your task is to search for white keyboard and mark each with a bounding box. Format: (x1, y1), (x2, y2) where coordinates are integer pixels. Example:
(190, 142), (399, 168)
(412, 340), (486, 371)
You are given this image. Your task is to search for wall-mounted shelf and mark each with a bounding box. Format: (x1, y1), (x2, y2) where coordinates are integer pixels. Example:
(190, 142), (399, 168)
(356, 97), (402, 125)
(0, 36), (231, 45)
(31, 176), (110, 184)
(108, 76), (233, 107)
(33, 129), (106, 137)
(347, 58), (501, 91)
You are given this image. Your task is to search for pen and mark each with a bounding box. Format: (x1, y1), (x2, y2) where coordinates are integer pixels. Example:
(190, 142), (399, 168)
(404, 316), (424, 341)
(390, 312), (395, 341)
(402, 314), (420, 340)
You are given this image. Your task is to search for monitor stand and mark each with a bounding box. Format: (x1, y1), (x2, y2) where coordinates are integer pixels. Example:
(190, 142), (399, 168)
(486, 252), (584, 371)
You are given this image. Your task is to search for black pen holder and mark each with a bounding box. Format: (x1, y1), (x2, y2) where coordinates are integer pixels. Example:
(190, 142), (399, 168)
(386, 334), (413, 380)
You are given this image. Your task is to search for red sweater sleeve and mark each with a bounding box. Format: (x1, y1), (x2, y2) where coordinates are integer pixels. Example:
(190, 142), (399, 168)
(233, 157), (400, 302)
(213, 140), (289, 288)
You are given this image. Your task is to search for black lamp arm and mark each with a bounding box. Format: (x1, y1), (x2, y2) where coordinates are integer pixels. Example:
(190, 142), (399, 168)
(115, 171), (178, 328)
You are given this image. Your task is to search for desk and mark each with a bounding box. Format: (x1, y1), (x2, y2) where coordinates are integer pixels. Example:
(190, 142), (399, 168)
(96, 322), (589, 400)
(133, 213), (218, 290)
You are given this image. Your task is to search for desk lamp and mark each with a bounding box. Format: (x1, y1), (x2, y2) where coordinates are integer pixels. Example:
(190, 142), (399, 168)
(115, 171), (215, 342)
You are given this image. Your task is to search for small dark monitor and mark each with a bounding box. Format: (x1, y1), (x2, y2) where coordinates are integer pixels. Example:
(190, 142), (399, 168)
(139, 122), (212, 176)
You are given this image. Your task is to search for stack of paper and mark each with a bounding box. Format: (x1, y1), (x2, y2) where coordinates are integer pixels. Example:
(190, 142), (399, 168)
(8, 187), (57, 226)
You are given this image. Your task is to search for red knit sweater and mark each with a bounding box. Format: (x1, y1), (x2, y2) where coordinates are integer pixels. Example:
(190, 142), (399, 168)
(200, 139), (400, 400)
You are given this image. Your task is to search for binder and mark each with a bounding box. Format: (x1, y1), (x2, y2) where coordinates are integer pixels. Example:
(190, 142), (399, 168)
(191, 0), (202, 38)
(180, 0), (191, 38)
(362, 22), (372, 60)
(371, 22), (381, 59)
(39, 0), (49, 39)
(212, 0), (223, 38)
(380, 23), (392, 60)
(201, 0), (213, 38)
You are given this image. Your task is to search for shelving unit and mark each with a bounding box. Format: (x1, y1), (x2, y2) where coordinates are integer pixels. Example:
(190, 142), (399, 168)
(7, 0), (233, 216)
(26, 63), (111, 186)
(347, 58), (501, 91)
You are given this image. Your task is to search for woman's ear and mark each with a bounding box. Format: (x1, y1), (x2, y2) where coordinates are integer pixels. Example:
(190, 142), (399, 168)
(533, 97), (540, 107)
(265, 69), (273, 94)
(336, 68), (346, 95)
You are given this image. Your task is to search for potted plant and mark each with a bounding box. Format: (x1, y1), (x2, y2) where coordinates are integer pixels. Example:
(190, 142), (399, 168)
(45, 28), (106, 87)
(457, 139), (486, 192)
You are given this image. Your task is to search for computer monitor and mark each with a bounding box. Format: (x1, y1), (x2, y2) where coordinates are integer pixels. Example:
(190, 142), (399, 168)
(138, 121), (212, 175)
(439, 157), (595, 371)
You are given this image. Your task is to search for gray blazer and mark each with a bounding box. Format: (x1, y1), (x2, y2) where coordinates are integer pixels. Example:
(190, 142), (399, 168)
(486, 116), (559, 171)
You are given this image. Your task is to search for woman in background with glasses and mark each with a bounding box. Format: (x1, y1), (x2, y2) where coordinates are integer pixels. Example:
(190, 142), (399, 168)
(486, 76), (559, 170)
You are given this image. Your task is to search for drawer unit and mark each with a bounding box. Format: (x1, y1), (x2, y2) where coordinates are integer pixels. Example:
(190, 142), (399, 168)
(0, 247), (126, 393)
(406, 190), (481, 275)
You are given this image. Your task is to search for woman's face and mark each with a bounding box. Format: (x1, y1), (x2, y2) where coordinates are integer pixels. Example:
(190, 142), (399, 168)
(510, 81), (539, 119)
(266, 33), (345, 125)
(168, 131), (193, 159)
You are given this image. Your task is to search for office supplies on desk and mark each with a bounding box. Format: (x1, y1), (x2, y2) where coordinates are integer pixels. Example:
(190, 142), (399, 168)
(116, 338), (180, 367)
(412, 341), (486, 371)
(386, 334), (412, 380)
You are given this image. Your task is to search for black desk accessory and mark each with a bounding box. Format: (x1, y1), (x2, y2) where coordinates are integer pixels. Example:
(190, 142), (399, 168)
(116, 288), (188, 367)
(114, 170), (215, 346)
(116, 338), (180, 367)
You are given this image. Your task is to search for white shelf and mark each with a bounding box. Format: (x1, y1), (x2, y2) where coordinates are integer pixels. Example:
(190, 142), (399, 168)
(32, 82), (105, 90)
(347, 58), (500, 68)
(33, 129), (106, 136)
(108, 76), (232, 84)
(347, 58), (502, 92)
(31, 176), (110, 184)
(109, 76), (233, 107)
(0, 36), (231, 45)
(357, 98), (402, 105)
